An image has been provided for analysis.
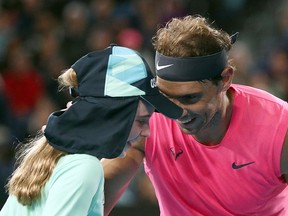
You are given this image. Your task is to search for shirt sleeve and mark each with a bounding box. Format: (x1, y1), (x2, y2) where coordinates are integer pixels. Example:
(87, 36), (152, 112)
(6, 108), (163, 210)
(42, 155), (104, 216)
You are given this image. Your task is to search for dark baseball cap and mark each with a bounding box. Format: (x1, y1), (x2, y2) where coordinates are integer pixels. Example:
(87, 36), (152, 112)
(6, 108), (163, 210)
(71, 44), (183, 119)
(44, 45), (183, 159)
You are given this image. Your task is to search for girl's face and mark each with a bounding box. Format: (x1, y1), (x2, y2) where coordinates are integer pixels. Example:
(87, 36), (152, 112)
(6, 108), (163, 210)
(118, 100), (154, 157)
(127, 99), (154, 144)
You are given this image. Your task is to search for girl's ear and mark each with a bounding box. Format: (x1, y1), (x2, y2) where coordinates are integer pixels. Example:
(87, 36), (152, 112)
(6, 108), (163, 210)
(220, 67), (234, 91)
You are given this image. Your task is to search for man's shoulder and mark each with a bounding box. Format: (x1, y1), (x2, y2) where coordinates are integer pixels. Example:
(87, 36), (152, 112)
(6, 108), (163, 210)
(231, 84), (287, 106)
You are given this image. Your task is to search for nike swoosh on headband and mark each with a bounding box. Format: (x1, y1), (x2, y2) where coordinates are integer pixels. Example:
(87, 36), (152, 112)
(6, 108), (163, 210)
(155, 32), (239, 81)
(156, 61), (173, 70)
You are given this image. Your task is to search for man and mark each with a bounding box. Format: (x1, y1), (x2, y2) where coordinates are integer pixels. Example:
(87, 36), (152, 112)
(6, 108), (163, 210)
(103, 15), (288, 215)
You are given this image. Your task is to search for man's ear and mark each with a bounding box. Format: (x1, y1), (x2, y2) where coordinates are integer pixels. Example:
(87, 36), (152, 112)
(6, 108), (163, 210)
(220, 67), (234, 91)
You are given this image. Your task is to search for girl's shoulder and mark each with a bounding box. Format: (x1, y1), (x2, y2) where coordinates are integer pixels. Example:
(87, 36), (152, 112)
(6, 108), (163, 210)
(48, 154), (103, 186)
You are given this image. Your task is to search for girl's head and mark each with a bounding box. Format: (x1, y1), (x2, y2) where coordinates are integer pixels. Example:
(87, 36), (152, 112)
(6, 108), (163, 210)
(44, 45), (183, 159)
(58, 67), (155, 158)
(7, 45), (182, 206)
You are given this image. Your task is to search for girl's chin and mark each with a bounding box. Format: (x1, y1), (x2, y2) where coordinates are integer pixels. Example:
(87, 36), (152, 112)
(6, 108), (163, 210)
(117, 141), (133, 158)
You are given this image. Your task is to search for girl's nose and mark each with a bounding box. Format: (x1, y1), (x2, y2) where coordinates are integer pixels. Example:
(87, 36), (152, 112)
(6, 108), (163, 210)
(140, 123), (150, 138)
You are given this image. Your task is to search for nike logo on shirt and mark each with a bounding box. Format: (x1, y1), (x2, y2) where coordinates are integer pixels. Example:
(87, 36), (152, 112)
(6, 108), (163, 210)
(232, 161), (255, 169)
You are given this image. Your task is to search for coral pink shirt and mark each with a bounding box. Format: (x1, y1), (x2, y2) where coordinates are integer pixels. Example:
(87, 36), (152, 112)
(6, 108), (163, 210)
(145, 84), (288, 216)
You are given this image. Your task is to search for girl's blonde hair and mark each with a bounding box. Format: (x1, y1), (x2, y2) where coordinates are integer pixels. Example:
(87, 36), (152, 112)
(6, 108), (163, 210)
(7, 68), (77, 205)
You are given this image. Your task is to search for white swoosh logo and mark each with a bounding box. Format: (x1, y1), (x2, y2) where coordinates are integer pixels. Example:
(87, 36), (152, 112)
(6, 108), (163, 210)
(156, 61), (173, 70)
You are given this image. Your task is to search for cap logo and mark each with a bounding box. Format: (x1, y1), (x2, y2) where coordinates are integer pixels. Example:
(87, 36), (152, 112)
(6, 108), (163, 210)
(104, 48), (148, 97)
(150, 78), (157, 88)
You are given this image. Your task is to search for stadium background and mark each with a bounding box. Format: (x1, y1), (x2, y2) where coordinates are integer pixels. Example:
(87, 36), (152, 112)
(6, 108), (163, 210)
(0, 0), (288, 215)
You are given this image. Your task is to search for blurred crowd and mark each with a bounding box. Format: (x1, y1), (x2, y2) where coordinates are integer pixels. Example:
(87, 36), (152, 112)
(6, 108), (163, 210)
(0, 0), (288, 214)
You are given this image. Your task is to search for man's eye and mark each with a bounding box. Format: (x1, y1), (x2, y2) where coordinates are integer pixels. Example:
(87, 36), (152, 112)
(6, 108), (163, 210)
(178, 96), (199, 105)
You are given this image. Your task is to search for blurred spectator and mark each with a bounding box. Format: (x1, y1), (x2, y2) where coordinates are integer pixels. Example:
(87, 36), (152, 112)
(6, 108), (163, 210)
(261, 47), (288, 100)
(0, 75), (13, 130)
(2, 46), (44, 140)
(159, 0), (189, 24)
(117, 28), (143, 50)
(229, 41), (255, 85)
(60, 1), (90, 64)
(89, 0), (115, 25)
(86, 25), (115, 51)
(132, 0), (162, 53)
(35, 32), (70, 109)
(0, 9), (17, 65)
(27, 96), (57, 135)
(0, 74), (14, 210)
(0, 125), (14, 210)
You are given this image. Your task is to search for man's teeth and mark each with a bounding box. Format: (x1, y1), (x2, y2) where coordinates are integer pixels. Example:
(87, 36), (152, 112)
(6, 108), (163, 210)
(180, 118), (192, 124)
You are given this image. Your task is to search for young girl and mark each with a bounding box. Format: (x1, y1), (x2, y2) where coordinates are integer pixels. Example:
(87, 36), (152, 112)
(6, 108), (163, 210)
(0, 45), (182, 216)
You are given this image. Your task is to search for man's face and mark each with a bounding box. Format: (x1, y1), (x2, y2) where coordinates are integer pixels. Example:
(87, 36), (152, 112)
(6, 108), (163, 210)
(157, 77), (224, 135)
